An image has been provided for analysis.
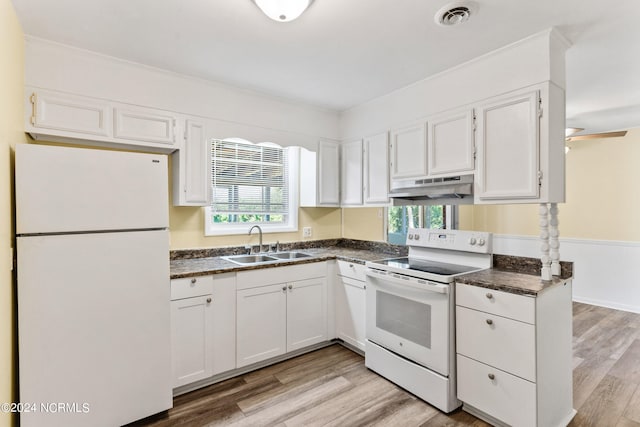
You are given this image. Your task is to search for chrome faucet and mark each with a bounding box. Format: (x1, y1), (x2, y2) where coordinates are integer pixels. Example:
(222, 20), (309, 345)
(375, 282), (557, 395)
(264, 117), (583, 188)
(248, 225), (263, 253)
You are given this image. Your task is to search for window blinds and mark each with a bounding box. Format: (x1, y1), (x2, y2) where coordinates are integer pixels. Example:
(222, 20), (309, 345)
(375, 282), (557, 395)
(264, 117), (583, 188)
(211, 139), (289, 217)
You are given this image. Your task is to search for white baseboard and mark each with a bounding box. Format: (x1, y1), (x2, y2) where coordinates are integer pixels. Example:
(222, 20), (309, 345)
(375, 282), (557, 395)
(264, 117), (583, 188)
(492, 234), (640, 314)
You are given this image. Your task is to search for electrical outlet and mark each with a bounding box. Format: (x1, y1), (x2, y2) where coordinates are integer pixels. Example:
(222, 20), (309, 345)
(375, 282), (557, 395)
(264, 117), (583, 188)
(303, 227), (312, 238)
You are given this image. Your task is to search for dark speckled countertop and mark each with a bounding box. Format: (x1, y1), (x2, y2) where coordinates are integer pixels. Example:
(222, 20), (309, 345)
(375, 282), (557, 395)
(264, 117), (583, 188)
(170, 239), (406, 279)
(170, 239), (573, 296)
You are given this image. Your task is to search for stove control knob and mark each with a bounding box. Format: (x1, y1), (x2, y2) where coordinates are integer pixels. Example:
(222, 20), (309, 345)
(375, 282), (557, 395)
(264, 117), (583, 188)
(414, 234), (420, 241)
(408, 234), (414, 240)
(478, 238), (486, 246)
(468, 237), (477, 245)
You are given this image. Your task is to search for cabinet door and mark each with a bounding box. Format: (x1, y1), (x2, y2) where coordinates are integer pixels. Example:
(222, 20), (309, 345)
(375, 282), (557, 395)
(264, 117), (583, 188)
(318, 140), (341, 205)
(390, 122), (427, 180)
(114, 106), (177, 145)
(341, 140), (363, 206)
(287, 277), (327, 352)
(171, 295), (213, 388)
(172, 119), (211, 206)
(363, 131), (389, 204)
(428, 108), (475, 177)
(29, 89), (111, 137)
(236, 284), (287, 368)
(211, 274), (236, 375)
(476, 90), (540, 201)
(335, 277), (366, 351)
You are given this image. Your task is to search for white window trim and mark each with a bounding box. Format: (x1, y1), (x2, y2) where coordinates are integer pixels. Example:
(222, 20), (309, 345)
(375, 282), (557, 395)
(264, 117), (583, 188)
(204, 146), (299, 236)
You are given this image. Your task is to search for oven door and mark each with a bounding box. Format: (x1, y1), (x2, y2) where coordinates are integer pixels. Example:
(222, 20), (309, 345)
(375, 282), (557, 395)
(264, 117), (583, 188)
(365, 269), (451, 376)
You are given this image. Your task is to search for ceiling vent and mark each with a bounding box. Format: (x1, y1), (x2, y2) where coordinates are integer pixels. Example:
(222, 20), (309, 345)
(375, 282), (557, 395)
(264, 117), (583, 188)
(435, 1), (478, 26)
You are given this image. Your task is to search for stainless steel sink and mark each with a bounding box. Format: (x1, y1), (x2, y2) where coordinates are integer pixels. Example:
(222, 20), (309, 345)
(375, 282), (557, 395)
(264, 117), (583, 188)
(222, 254), (278, 265)
(270, 251), (312, 260)
(222, 251), (312, 265)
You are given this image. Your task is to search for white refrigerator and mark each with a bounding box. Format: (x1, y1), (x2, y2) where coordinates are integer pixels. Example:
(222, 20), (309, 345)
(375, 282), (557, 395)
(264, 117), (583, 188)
(16, 144), (172, 427)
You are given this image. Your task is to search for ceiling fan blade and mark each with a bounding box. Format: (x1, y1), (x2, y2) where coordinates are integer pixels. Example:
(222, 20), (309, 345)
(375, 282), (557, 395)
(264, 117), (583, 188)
(566, 130), (627, 141)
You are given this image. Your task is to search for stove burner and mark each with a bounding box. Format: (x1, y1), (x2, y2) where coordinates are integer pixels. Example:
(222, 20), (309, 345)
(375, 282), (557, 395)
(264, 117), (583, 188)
(377, 257), (480, 276)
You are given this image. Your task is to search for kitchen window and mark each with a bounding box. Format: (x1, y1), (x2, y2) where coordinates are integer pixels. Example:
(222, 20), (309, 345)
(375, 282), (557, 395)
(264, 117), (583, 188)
(204, 139), (299, 236)
(387, 205), (456, 244)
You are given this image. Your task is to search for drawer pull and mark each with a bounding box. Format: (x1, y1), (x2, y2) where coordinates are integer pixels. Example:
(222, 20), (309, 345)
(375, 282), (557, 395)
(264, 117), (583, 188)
(486, 319), (493, 325)
(488, 373), (495, 380)
(206, 297), (212, 303)
(485, 292), (493, 299)
(349, 264), (354, 268)
(191, 278), (197, 284)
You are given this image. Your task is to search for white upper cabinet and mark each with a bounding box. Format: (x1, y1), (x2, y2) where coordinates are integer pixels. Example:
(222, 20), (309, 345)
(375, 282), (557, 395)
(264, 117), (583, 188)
(341, 139), (363, 206)
(476, 89), (539, 200)
(300, 140), (341, 207)
(28, 89), (111, 137)
(172, 118), (211, 206)
(363, 131), (390, 205)
(427, 108), (475, 177)
(113, 106), (177, 145)
(474, 83), (567, 204)
(25, 87), (178, 153)
(389, 122), (428, 181)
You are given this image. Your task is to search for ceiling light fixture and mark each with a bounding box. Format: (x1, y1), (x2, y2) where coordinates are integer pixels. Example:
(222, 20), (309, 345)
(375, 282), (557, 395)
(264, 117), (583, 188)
(253, 0), (314, 22)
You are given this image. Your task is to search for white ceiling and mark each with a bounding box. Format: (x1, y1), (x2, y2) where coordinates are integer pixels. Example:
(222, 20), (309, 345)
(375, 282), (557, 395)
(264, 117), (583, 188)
(11, 0), (640, 134)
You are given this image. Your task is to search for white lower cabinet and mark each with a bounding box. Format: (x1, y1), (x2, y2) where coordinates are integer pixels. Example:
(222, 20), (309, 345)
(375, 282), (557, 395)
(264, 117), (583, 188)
(170, 273), (236, 389)
(335, 260), (367, 351)
(236, 263), (327, 368)
(455, 282), (575, 427)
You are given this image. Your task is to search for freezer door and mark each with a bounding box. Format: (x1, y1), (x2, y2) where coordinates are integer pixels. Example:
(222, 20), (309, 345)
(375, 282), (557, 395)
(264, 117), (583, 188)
(17, 230), (172, 427)
(16, 144), (169, 234)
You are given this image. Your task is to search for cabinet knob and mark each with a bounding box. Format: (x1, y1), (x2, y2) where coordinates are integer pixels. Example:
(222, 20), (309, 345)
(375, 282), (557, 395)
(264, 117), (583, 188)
(206, 297), (212, 303)
(191, 278), (197, 284)
(288, 284), (293, 290)
(485, 292), (493, 299)
(486, 319), (493, 325)
(349, 264), (354, 268)
(282, 286), (287, 292)
(488, 373), (495, 380)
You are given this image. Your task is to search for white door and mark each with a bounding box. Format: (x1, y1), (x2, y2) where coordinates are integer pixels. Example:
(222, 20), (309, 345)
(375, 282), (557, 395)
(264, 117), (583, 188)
(236, 284), (287, 367)
(318, 140), (341, 205)
(390, 122), (427, 181)
(341, 140), (363, 206)
(287, 277), (327, 352)
(428, 108), (475, 176)
(366, 272), (450, 376)
(16, 144), (168, 234)
(476, 90), (540, 200)
(17, 230), (171, 427)
(171, 295), (213, 388)
(363, 131), (389, 204)
(335, 277), (366, 351)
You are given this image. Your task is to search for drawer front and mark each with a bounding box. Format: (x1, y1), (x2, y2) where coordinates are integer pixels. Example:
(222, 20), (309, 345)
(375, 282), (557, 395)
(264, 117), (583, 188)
(457, 354), (536, 427)
(337, 260), (366, 282)
(237, 262), (326, 290)
(171, 275), (214, 300)
(456, 283), (535, 324)
(456, 306), (536, 381)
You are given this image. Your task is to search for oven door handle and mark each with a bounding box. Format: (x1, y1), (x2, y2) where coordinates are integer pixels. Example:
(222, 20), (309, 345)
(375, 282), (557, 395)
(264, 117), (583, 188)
(366, 269), (449, 294)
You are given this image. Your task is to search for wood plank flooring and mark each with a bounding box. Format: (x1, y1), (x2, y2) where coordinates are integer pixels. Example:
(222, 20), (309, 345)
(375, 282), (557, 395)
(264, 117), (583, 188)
(130, 303), (640, 427)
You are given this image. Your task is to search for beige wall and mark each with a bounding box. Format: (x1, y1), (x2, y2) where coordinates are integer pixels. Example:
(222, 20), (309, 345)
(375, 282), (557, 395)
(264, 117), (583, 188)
(341, 207), (385, 242)
(460, 128), (640, 242)
(0, 1), (27, 425)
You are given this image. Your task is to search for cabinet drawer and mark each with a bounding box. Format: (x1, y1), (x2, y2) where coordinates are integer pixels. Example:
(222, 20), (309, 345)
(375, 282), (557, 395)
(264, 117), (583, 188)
(456, 283), (535, 324)
(337, 260), (366, 282)
(457, 354), (536, 427)
(171, 275), (214, 300)
(456, 306), (536, 381)
(237, 262), (326, 290)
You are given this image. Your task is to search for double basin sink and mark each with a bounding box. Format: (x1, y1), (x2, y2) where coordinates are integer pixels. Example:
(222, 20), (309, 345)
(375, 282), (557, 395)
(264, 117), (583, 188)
(222, 251), (312, 266)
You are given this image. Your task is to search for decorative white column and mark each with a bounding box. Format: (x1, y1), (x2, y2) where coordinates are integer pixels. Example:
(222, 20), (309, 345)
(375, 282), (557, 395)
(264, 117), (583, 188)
(549, 203), (561, 276)
(539, 203), (552, 281)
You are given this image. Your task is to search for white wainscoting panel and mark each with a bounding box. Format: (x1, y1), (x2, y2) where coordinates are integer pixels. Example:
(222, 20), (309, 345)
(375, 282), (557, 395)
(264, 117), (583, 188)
(493, 234), (640, 314)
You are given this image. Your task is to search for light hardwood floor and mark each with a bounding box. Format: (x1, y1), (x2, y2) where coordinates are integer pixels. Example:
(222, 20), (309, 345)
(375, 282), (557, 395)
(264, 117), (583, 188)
(130, 302), (640, 427)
